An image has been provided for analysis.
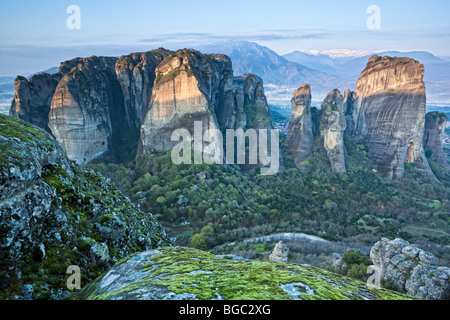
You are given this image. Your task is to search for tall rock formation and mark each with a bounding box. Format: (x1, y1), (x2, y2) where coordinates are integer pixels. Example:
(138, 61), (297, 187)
(216, 73), (272, 131)
(115, 49), (171, 131)
(423, 112), (450, 170)
(48, 56), (134, 164)
(139, 49), (230, 158)
(319, 89), (347, 173)
(10, 73), (62, 132)
(286, 84), (314, 166)
(233, 73), (272, 130)
(351, 55), (429, 179)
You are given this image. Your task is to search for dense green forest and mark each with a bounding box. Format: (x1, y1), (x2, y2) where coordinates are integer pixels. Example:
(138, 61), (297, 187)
(88, 125), (450, 272)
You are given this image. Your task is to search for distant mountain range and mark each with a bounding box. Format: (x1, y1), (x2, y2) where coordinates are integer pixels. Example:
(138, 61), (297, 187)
(197, 41), (450, 105)
(1, 41), (449, 111)
(196, 41), (353, 104)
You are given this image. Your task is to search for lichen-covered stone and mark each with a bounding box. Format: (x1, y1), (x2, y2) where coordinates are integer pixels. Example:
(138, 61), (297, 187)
(0, 114), (169, 300)
(72, 246), (410, 300)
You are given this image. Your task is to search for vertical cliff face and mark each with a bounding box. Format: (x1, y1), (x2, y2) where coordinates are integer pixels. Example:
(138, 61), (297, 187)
(286, 84), (314, 166)
(9, 49), (275, 166)
(10, 73), (61, 132)
(423, 112), (449, 170)
(115, 49), (171, 131)
(352, 55), (429, 179)
(140, 49), (229, 155)
(319, 89), (347, 173)
(238, 73), (272, 130)
(48, 56), (133, 164)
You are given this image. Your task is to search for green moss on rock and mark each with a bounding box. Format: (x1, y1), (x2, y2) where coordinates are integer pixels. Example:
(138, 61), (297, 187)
(74, 246), (411, 300)
(0, 115), (170, 300)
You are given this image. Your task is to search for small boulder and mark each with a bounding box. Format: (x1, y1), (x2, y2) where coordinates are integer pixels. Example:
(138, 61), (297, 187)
(269, 241), (289, 262)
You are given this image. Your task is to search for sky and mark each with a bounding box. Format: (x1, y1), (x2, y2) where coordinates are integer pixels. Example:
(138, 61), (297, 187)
(1, 0), (450, 76)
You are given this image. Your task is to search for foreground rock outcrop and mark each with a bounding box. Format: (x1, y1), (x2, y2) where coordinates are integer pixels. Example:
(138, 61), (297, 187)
(350, 55), (430, 179)
(370, 238), (450, 300)
(423, 111), (450, 170)
(72, 246), (408, 300)
(0, 114), (169, 299)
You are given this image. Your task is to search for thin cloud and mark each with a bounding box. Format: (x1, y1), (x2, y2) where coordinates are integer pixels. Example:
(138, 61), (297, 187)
(139, 31), (329, 43)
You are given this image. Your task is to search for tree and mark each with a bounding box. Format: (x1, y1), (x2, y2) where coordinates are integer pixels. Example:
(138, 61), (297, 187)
(191, 233), (207, 250)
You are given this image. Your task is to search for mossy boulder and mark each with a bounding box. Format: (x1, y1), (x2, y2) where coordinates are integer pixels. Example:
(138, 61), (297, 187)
(72, 246), (410, 300)
(0, 114), (169, 300)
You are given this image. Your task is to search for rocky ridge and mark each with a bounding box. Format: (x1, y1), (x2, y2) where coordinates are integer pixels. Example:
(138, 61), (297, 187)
(10, 73), (62, 132)
(10, 48), (276, 169)
(287, 55), (448, 178)
(286, 84), (314, 166)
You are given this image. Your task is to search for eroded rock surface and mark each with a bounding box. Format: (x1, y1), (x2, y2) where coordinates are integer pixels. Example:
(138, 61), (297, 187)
(370, 237), (450, 300)
(0, 114), (169, 299)
(423, 111), (450, 170)
(287, 84), (314, 166)
(269, 241), (289, 262)
(319, 89), (347, 173)
(351, 55), (430, 179)
(48, 56), (134, 164)
(10, 73), (61, 132)
(140, 49), (227, 158)
(115, 49), (171, 131)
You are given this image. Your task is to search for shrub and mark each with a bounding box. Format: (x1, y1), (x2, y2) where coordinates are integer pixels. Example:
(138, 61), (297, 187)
(191, 233), (207, 250)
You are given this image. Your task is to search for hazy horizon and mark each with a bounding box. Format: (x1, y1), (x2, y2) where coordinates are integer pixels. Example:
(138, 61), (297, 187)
(1, 0), (450, 76)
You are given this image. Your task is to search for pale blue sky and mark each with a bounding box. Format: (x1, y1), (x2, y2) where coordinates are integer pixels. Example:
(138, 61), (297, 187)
(1, 0), (449, 75)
